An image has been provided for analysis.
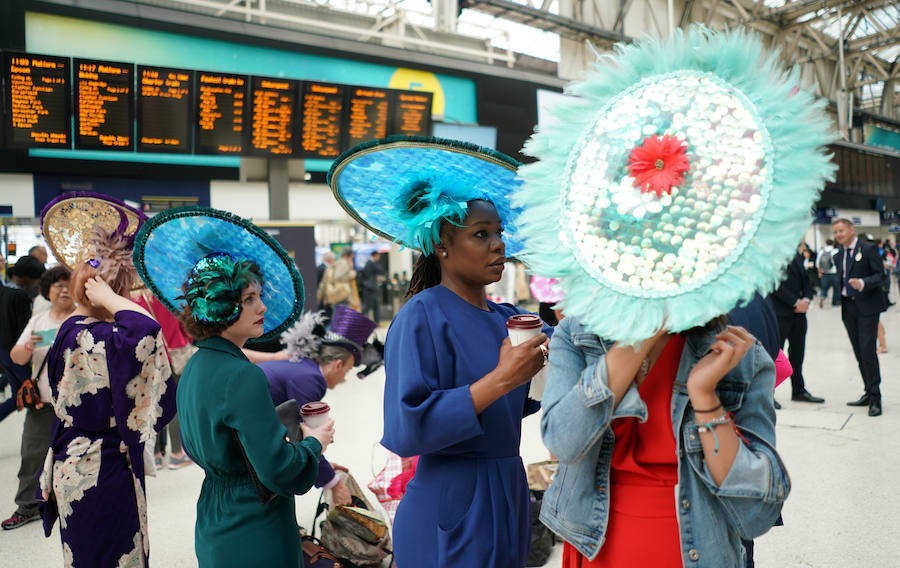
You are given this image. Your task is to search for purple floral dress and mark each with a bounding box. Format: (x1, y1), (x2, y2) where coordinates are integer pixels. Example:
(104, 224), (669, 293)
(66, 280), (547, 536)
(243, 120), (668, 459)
(39, 310), (177, 567)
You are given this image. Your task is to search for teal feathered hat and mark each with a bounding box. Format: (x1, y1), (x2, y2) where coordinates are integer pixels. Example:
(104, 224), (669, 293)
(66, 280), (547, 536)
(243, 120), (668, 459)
(514, 26), (836, 343)
(132, 207), (304, 342)
(327, 135), (524, 256)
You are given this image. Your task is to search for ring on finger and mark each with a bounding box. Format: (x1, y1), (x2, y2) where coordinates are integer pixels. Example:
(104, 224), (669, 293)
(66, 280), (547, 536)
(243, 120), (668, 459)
(539, 344), (549, 363)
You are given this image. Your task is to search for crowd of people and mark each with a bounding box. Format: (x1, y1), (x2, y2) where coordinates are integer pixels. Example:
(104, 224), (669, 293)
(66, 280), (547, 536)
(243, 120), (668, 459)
(0, 26), (885, 568)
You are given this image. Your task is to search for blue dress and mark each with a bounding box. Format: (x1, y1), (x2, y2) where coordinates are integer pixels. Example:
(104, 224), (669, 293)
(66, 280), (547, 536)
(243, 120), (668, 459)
(381, 285), (549, 567)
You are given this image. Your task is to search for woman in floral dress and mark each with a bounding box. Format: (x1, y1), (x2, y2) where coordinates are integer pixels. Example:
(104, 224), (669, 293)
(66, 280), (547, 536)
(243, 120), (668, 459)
(39, 262), (176, 567)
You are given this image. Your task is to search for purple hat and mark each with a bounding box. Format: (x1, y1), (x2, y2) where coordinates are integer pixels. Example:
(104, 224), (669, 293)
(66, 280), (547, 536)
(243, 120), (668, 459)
(323, 305), (378, 365)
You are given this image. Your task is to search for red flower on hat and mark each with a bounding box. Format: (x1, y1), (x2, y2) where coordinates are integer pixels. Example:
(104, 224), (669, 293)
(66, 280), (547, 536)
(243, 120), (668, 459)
(627, 134), (690, 197)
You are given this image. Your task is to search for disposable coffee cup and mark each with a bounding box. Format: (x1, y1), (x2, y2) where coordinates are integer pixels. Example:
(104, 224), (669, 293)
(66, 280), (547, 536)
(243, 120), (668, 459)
(506, 315), (548, 401)
(300, 402), (331, 429)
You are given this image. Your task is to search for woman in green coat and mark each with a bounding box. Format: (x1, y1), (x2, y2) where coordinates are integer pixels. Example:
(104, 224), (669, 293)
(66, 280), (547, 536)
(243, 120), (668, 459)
(132, 209), (333, 568)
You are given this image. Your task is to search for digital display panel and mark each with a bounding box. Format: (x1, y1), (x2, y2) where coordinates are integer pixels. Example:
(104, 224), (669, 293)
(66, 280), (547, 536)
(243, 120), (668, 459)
(391, 91), (433, 137)
(195, 71), (247, 155)
(137, 65), (193, 153)
(247, 76), (298, 157)
(300, 81), (345, 159)
(74, 58), (133, 150)
(344, 86), (390, 149)
(3, 52), (70, 148)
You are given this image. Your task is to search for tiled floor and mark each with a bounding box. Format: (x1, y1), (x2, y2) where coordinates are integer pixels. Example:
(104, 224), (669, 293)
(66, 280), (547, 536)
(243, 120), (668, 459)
(1, 291), (898, 567)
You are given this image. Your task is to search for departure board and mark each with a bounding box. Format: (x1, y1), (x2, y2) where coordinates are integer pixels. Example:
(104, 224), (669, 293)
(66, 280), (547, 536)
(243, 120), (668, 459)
(392, 91), (433, 137)
(195, 71), (247, 155)
(74, 58), (134, 150)
(3, 52), (70, 148)
(247, 76), (298, 156)
(300, 82), (345, 159)
(344, 86), (390, 148)
(137, 65), (193, 153)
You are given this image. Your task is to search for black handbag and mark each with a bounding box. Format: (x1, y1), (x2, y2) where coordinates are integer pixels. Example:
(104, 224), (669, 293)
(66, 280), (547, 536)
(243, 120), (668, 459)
(234, 399), (303, 505)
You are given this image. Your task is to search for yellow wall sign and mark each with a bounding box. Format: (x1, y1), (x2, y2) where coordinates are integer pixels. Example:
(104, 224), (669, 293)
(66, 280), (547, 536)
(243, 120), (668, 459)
(389, 68), (446, 117)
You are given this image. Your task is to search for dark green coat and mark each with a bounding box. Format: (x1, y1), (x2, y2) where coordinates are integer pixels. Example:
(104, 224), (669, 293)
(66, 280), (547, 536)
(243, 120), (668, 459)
(177, 336), (322, 568)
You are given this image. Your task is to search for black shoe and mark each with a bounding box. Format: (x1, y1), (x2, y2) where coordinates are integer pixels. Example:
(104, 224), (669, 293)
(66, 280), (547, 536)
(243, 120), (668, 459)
(773, 399), (782, 410)
(847, 395), (870, 407)
(792, 391), (825, 403)
(868, 400), (883, 417)
(1, 510), (40, 530)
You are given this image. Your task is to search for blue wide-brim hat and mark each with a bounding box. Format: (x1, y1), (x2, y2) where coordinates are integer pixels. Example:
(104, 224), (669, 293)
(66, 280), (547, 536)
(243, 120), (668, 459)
(132, 206), (304, 342)
(327, 135), (526, 257)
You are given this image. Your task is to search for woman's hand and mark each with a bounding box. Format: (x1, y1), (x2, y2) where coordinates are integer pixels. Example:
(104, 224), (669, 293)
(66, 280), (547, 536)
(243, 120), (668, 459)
(83, 277), (118, 310)
(26, 334), (41, 352)
(687, 326), (755, 402)
(330, 479), (352, 506)
(301, 419), (335, 453)
(469, 334), (547, 415)
(495, 335), (548, 389)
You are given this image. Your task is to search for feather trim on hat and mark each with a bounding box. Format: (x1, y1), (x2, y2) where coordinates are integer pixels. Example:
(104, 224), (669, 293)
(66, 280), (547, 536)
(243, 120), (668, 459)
(395, 173), (479, 255)
(90, 224), (138, 295)
(281, 311), (328, 362)
(514, 26), (836, 344)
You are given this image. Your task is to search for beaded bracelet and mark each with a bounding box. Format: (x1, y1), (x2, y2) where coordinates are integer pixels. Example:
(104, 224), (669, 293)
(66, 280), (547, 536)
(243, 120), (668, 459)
(696, 412), (731, 455)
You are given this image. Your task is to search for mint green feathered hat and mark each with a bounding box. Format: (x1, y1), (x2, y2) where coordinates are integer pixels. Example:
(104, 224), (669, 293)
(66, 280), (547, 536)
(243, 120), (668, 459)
(514, 26), (836, 343)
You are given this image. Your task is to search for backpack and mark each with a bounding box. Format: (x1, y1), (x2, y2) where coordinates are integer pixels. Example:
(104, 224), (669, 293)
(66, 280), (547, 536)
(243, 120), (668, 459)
(817, 250), (834, 272)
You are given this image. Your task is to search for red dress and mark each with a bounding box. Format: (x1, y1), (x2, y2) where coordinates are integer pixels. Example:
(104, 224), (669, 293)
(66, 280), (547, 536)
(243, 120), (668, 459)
(563, 335), (685, 568)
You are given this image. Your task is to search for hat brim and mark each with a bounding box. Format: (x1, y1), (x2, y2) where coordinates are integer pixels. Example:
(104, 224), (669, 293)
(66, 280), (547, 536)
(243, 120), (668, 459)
(133, 207), (304, 342)
(327, 135), (525, 256)
(514, 28), (835, 344)
(40, 192), (146, 272)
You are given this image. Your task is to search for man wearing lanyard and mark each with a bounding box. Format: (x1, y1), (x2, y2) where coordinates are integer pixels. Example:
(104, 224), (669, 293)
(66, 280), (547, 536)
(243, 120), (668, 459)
(833, 218), (885, 417)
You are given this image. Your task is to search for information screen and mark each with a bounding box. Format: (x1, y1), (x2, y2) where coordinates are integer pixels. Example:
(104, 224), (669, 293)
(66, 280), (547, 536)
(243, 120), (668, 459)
(195, 71), (247, 155)
(137, 65), (193, 153)
(3, 52), (70, 149)
(300, 81), (345, 159)
(247, 76), (298, 157)
(392, 91), (433, 137)
(344, 86), (391, 149)
(74, 58), (134, 150)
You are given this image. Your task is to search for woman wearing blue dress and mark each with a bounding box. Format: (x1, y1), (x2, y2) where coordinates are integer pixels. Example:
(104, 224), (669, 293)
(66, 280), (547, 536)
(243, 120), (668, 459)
(326, 137), (551, 567)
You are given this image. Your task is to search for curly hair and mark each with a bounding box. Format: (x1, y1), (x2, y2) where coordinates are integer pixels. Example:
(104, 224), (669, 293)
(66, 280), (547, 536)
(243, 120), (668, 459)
(179, 254), (263, 339)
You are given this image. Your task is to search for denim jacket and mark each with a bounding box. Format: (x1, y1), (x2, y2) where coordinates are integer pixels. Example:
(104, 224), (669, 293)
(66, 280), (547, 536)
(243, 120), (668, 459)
(540, 317), (790, 567)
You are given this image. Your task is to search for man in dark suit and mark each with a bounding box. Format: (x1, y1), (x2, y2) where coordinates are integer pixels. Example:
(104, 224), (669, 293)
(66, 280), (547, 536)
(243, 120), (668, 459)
(833, 218), (885, 417)
(767, 249), (825, 404)
(360, 251), (385, 323)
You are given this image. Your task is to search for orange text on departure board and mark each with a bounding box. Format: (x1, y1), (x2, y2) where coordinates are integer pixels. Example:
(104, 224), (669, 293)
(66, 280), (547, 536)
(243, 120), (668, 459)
(301, 84), (342, 157)
(251, 85), (294, 155)
(198, 74), (245, 153)
(7, 56), (68, 145)
(77, 61), (131, 147)
(347, 89), (388, 142)
(140, 68), (190, 147)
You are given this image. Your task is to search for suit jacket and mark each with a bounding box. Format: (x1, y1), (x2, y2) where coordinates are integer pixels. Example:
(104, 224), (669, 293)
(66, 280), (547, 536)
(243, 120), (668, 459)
(834, 240), (886, 316)
(730, 292), (780, 360)
(767, 253), (813, 318)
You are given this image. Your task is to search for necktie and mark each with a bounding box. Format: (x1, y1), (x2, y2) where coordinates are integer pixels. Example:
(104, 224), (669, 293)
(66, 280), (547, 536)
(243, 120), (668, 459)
(843, 246), (851, 296)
